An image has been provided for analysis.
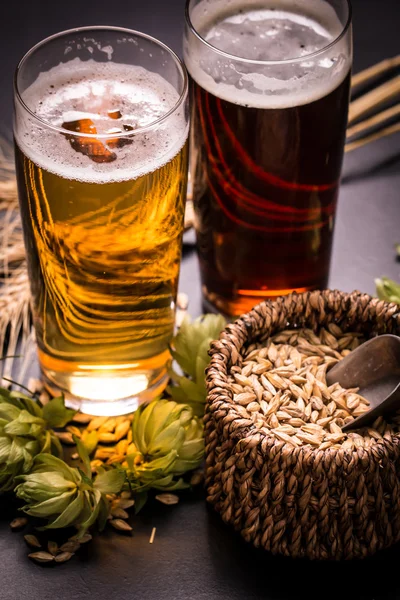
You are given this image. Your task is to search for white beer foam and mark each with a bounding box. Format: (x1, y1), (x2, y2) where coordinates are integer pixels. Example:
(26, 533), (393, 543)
(185, 0), (351, 109)
(16, 58), (188, 184)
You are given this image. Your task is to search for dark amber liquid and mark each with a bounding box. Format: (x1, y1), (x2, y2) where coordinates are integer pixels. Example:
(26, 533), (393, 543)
(190, 72), (351, 316)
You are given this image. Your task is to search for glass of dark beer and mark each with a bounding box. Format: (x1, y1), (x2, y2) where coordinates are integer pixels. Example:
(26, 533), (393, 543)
(184, 0), (352, 316)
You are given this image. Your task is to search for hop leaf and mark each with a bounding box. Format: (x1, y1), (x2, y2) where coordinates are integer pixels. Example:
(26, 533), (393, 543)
(168, 314), (226, 416)
(126, 399), (204, 492)
(94, 469), (126, 495)
(376, 277), (400, 304)
(42, 396), (76, 428)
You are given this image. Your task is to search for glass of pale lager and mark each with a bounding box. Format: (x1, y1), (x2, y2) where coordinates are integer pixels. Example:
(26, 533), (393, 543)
(14, 27), (189, 415)
(184, 0), (352, 316)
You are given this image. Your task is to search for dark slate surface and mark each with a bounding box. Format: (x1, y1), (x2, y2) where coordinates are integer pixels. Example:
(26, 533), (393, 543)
(0, 0), (400, 598)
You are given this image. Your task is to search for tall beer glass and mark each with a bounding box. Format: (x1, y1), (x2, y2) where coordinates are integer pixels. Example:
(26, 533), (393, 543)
(14, 27), (189, 415)
(184, 0), (352, 316)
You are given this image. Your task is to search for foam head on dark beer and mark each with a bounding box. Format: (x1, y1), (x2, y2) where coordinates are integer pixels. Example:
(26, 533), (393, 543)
(184, 0), (351, 109)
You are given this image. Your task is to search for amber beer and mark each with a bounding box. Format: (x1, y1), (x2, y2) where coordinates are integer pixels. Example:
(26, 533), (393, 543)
(14, 28), (189, 414)
(184, 0), (352, 315)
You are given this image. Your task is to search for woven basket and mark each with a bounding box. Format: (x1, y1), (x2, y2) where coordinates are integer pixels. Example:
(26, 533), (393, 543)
(205, 289), (400, 560)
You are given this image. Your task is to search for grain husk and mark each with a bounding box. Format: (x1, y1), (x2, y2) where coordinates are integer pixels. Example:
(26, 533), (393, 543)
(28, 552), (54, 563)
(110, 519), (133, 532)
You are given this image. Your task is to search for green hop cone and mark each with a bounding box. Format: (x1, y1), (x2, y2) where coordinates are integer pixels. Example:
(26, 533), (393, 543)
(168, 314), (226, 416)
(126, 399), (204, 492)
(15, 439), (125, 535)
(376, 277), (400, 304)
(0, 388), (72, 492)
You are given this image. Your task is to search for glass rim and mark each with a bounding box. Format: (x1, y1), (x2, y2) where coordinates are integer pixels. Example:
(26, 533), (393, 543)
(14, 25), (188, 140)
(184, 0), (352, 66)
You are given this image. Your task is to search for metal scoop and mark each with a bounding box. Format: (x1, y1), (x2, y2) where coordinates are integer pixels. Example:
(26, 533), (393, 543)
(326, 334), (400, 431)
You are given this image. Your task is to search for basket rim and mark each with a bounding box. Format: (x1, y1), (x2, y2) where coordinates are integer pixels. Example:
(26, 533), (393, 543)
(205, 289), (400, 461)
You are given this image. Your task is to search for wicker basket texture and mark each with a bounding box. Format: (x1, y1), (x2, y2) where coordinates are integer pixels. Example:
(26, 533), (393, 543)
(205, 290), (400, 560)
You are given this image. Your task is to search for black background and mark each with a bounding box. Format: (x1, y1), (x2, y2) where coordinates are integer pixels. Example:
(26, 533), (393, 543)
(1, 1), (400, 599)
